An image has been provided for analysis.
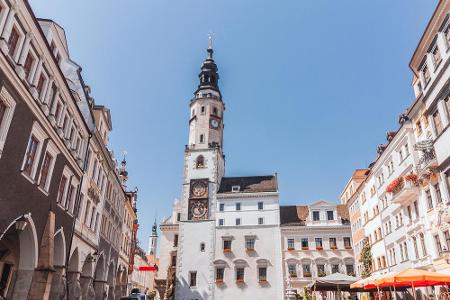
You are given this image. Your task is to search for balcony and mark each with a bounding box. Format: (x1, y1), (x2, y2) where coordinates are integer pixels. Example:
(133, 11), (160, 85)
(386, 175), (419, 205)
(434, 126), (450, 166)
(415, 140), (438, 180)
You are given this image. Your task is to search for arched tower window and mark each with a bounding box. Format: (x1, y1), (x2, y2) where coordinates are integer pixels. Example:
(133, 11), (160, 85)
(196, 155), (205, 168)
(199, 134), (204, 143)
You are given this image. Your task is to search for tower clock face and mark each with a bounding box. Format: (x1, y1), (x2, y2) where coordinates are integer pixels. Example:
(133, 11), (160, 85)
(210, 118), (220, 129)
(190, 200), (207, 219)
(191, 180), (207, 198)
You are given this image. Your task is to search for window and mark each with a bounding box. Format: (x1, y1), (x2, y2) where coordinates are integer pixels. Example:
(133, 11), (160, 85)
(344, 237), (352, 249)
(315, 238), (323, 249)
(232, 185), (240, 192)
(235, 218), (241, 226)
(189, 271), (197, 287)
(84, 201), (91, 224)
(403, 242), (409, 260)
(23, 53), (35, 81)
(317, 264), (325, 277)
(199, 242), (205, 252)
(313, 211), (320, 221)
(65, 184), (75, 211)
(258, 217), (264, 225)
(236, 202), (241, 211)
(36, 74), (46, 97)
(236, 268), (244, 282)
(219, 203), (224, 212)
(435, 235), (442, 254)
(301, 238), (309, 249)
(23, 135), (39, 177)
(414, 201), (420, 218)
(420, 233), (427, 256)
(413, 236), (419, 259)
(258, 202), (264, 210)
(302, 264), (311, 277)
(57, 175), (67, 204)
(7, 27), (19, 57)
(434, 183), (442, 203)
(329, 238), (337, 249)
(212, 107), (218, 115)
(258, 267), (267, 282)
(171, 255), (176, 266)
(331, 264), (339, 273)
(416, 119), (423, 135)
(445, 231), (450, 251)
(201, 106), (205, 114)
(223, 240), (232, 252)
(432, 45), (442, 66)
(426, 189), (433, 210)
(218, 219), (224, 226)
(173, 234), (178, 247)
(196, 155), (204, 168)
(433, 110), (443, 136)
(216, 267), (224, 282)
(0, 101), (6, 127)
(245, 238), (255, 250)
(327, 211), (334, 220)
(288, 264), (297, 277)
(287, 238), (295, 250)
(199, 134), (204, 143)
(346, 264), (354, 275)
(422, 63), (431, 85)
(177, 213), (181, 221)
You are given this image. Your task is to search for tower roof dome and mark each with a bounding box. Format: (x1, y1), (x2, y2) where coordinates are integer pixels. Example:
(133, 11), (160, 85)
(195, 35), (221, 98)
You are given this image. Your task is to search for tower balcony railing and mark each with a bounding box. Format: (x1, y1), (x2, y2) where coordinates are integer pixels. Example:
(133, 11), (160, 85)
(386, 175), (419, 205)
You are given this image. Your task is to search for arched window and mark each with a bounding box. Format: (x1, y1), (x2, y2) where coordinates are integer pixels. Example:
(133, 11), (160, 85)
(196, 155), (205, 168)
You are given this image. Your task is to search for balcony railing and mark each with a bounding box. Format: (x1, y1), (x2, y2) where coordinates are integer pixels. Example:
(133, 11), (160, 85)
(415, 140), (438, 179)
(386, 175), (419, 205)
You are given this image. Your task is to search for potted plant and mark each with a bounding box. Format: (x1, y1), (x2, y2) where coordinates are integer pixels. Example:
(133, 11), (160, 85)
(288, 247), (295, 251)
(223, 248), (232, 253)
(316, 246), (323, 250)
(302, 246), (309, 250)
(386, 177), (404, 193)
(330, 245), (337, 250)
(303, 271), (312, 277)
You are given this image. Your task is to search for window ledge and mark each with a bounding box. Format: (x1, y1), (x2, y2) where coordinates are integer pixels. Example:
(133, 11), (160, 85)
(37, 185), (50, 196)
(21, 172), (36, 185)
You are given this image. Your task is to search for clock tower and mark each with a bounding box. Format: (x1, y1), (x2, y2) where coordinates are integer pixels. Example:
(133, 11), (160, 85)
(175, 38), (225, 299)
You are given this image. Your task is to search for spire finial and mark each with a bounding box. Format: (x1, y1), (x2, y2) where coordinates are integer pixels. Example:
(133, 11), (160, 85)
(208, 32), (213, 50)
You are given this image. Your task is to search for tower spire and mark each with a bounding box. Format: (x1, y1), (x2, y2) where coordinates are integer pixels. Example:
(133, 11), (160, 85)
(196, 34), (221, 98)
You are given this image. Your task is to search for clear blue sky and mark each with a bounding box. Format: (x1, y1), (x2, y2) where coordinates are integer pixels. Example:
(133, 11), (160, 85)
(30, 0), (436, 248)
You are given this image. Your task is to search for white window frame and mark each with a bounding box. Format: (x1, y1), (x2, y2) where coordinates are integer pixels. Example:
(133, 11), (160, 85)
(37, 140), (59, 194)
(57, 166), (73, 210)
(0, 86), (16, 158)
(8, 22), (25, 62)
(0, 1), (9, 33)
(21, 121), (47, 182)
(24, 48), (38, 84)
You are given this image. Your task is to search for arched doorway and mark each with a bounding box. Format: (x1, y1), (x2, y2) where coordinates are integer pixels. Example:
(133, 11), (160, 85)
(106, 261), (115, 300)
(0, 214), (38, 299)
(115, 266), (127, 299)
(66, 247), (82, 300)
(94, 253), (106, 300)
(50, 228), (67, 299)
(80, 252), (95, 300)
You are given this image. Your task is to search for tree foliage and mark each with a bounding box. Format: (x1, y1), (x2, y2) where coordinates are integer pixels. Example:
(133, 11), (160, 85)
(359, 238), (373, 278)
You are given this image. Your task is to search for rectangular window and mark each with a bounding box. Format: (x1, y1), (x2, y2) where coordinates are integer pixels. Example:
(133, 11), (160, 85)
(346, 264), (354, 275)
(315, 238), (323, 249)
(445, 231), (450, 252)
(223, 240), (231, 252)
(173, 234), (178, 247)
(84, 201), (91, 224)
(327, 211), (334, 220)
(301, 238), (308, 249)
(38, 152), (53, 188)
(23, 135), (39, 177)
(422, 64), (431, 85)
(287, 238), (295, 250)
(65, 184), (75, 211)
(329, 238), (337, 249)
(177, 212), (181, 221)
(218, 218), (224, 226)
(331, 264), (339, 273)
(426, 189), (433, 210)
(76, 194), (84, 220)
(219, 203), (224, 212)
(313, 211), (320, 221)
(258, 201), (264, 210)
(435, 235), (442, 254)
(216, 267), (224, 282)
(57, 175), (67, 204)
(0, 101), (6, 126)
(302, 264), (311, 277)
(7, 28), (19, 56)
(245, 238), (255, 250)
(317, 264), (325, 277)
(433, 110), (443, 136)
(236, 268), (244, 282)
(420, 233), (427, 256)
(432, 45), (442, 66)
(344, 237), (352, 248)
(258, 267), (267, 282)
(171, 255), (176, 266)
(435, 183), (442, 203)
(189, 271), (197, 287)
(236, 202), (241, 211)
(288, 265), (297, 277)
(36, 74), (46, 97)
(23, 53), (34, 81)
(414, 201), (420, 218)
(258, 217), (264, 225)
(235, 218), (241, 226)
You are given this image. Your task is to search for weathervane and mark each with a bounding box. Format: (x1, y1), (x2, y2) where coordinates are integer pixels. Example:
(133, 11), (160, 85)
(208, 32), (213, 49)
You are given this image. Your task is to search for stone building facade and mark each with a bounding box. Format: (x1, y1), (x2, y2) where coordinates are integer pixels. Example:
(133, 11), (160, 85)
(280, 201), (355, 299)
(0, 1), (139, 299)
(341, 0), (450, 283)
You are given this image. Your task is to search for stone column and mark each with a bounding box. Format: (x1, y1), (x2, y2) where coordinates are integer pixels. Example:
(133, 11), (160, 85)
(93, 279), (107, 300)
(26, 211), (56, 300)
(67, 270), (82, 300)
(49, 265), (66, 299)
(80, 275), (94, 300)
